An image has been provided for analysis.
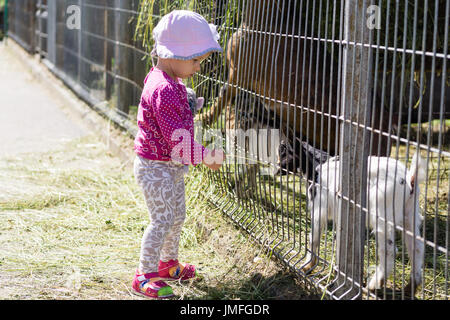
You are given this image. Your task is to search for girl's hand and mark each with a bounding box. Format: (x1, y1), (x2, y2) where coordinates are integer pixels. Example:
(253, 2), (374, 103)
(194, 114), (202, 124)
(203, 149), (226, 171)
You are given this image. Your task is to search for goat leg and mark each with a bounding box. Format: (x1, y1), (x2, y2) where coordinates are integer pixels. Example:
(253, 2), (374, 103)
(302, 187), (329, 274)
(368, 225), (395, 291)
(403, 214), (424, 296)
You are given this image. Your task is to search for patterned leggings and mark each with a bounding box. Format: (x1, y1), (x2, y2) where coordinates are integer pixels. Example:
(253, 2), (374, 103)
(134, 155), (189, 273)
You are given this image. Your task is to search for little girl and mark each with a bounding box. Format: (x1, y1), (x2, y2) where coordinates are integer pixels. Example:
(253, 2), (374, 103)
(132, 10), (225, 299)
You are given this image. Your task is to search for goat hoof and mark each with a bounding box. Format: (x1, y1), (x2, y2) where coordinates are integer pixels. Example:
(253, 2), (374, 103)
(404, 278), (420, 296)
(367, 277), (385, 292)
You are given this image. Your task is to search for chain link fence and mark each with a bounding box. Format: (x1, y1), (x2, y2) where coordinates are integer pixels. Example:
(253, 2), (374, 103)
(5, 0), (449, 300)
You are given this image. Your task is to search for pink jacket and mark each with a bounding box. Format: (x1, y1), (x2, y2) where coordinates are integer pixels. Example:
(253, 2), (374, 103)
(134, 67), (208, 165)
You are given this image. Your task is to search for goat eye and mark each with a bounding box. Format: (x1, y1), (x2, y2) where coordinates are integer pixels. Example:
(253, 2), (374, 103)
(399, 178), (405, 185)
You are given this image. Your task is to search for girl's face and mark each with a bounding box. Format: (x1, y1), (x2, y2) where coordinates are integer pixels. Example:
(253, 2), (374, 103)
(164, 52), (211, 79)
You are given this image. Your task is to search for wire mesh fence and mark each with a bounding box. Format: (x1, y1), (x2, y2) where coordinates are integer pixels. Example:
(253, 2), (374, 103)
(5, 0), (449, 300)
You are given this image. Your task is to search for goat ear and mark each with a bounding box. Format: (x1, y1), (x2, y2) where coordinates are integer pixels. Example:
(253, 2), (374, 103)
(307, 183), (316, 200)
(410, 174), (416, 194)
(408, 152), (427, 192)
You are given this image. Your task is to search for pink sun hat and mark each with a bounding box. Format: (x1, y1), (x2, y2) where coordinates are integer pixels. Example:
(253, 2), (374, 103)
(152, 10), (223, 60)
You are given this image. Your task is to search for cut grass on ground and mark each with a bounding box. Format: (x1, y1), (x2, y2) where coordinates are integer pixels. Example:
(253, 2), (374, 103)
(0, 134), (313, 300)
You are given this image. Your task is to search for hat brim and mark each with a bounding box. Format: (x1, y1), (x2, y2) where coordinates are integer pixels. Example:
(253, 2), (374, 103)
(155, 41), (223, 60)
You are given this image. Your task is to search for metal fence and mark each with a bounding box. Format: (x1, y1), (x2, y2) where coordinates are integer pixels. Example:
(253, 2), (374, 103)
(7, 0), (149, 133)
(6, 0), (449, 300)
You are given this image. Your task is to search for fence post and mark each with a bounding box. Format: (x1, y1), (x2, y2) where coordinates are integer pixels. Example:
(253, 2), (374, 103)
(104, 1), (113, 101)
(4, 0), (8, 41)
(77, 0), (83, 84)
(334, 0), (373, 299)
(28, 0), (36, 53)
(46, 0), (55, 65)
(114, 0), (134, 116)
(37, 0), (42, 60)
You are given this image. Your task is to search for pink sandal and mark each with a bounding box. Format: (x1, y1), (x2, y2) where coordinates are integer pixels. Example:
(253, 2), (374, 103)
(132, 270), (174, 299)
(158, 259), (196, 281)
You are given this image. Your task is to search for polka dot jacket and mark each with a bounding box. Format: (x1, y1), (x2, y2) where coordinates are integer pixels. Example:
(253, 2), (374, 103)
(134, 67), (209, 166)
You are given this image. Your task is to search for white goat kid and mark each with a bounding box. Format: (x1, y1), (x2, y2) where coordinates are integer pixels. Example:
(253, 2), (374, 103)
(302, 154), (427, 292)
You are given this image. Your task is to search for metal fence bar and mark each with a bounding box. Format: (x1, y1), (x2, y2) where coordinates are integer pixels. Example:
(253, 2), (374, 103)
(333, 0), (371, 299)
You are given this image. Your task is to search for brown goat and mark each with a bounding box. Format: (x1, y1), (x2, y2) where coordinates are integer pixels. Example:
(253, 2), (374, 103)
(199, 0), (391, 158)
